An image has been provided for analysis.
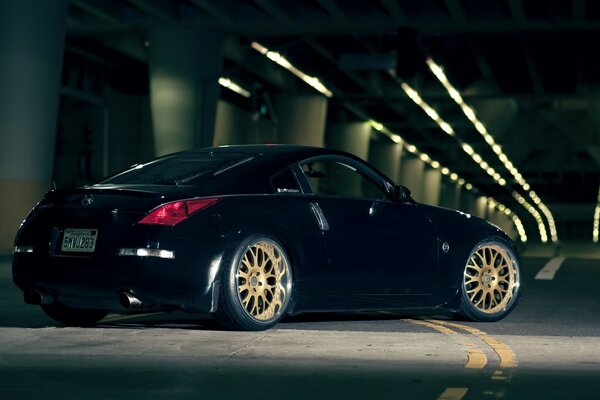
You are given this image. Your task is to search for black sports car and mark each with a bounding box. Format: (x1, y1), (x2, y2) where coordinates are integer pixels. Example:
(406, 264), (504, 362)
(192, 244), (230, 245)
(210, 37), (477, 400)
(13, 145), (521, 330)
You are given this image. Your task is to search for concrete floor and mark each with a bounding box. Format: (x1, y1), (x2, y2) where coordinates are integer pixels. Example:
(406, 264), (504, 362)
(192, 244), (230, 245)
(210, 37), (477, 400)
(1, 254), (600, 399)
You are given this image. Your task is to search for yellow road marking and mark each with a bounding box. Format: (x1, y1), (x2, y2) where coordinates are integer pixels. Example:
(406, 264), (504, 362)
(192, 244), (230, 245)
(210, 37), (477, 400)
(407, 319), (457, 335)
(430, 320), (517, 368)
(404, 319), (487, 369)
(437, 387), (469, 400)
(465, 348), (487, 369)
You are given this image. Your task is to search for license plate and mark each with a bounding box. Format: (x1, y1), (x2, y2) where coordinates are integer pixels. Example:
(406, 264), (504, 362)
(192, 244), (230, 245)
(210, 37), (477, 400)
(61, 229), (98, 253)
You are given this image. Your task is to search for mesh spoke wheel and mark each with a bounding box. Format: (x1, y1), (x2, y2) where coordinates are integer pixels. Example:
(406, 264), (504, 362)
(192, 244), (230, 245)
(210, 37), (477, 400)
(463, 243), (519, 315)
(235, 239), (291, 322)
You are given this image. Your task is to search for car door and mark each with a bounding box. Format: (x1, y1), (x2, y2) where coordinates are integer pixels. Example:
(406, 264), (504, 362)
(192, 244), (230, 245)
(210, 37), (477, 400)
(298, 156), (440, 298)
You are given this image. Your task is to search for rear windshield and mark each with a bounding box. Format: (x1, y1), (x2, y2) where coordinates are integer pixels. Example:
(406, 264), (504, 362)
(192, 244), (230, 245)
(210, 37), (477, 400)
(98, 153), (254, 185)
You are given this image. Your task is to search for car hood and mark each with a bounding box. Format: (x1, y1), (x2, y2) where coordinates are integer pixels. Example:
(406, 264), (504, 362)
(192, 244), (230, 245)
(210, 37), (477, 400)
(418, 203), (511, 244)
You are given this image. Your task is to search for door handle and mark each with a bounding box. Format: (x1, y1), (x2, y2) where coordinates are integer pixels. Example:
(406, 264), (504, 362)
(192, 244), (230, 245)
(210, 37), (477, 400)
(309, 202), (329, 231)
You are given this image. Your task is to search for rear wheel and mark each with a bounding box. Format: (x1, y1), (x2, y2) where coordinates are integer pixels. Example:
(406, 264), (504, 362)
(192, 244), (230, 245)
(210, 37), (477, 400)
(216, 235), (293, 331)
(458, 240), (521, 322)
(41, 303), (108, 326)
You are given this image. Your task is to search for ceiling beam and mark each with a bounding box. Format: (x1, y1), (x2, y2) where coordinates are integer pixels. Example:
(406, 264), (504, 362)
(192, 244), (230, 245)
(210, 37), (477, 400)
(378, 0), (409, 23)
(316, 0), (349, 22)
(126, 0), (178, 24)
(70, 0), (127, 28)
(573, 0), (586, 23)
(252, 0), (294, 23)
(521, 41), (545, 95)
(188, 0), (235, 27)
(444, 0), (467, 23)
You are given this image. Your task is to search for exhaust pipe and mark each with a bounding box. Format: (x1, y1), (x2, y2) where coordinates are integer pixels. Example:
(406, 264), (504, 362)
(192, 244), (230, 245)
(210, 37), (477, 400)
(25, 289), (54, 305)
(119, 292), (142, 309)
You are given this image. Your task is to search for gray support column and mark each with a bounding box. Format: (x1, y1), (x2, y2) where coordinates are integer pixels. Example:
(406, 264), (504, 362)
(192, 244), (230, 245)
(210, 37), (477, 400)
(368, 140), (403, 183)
(0, 0), (68, 251)
(459, 189), (475, 215)
(148, 29), (222, 156)
(273, 95), (328, 146)
(326, 122), (371, 160)
(439, 181), (462, 209)
(399, 157), (425, 202)
(213, 100), (276, 145)
(473, 196), (488, 219)
(422, 169), (442, 206)
(487, 200), (497, 222)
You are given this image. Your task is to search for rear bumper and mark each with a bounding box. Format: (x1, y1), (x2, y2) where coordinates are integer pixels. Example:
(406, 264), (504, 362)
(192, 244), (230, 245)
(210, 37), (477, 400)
(12, 245), (224, 313)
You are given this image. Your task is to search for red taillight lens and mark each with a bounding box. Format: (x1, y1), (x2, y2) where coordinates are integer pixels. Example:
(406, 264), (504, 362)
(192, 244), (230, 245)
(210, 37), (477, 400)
(138, 198), (220, 226)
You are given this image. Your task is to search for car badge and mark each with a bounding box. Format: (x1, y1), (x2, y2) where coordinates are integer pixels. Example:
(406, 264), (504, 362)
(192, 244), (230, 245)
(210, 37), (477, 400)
(442, 242), (450, 253)
(81, 195), (94, 206)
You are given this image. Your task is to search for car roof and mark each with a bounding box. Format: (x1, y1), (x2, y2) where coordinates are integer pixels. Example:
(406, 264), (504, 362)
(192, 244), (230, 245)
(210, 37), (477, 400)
(177, 144), (338, 158)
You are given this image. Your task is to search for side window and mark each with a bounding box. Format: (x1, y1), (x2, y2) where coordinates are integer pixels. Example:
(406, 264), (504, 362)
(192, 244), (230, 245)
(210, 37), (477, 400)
(301, 160), (387, 199)
(271, 168), (301, 193)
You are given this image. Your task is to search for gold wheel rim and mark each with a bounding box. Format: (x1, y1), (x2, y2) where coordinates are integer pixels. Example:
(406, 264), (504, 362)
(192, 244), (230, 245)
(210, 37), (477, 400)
(236, 240), (290, 321)
(464, 244), (519, 314)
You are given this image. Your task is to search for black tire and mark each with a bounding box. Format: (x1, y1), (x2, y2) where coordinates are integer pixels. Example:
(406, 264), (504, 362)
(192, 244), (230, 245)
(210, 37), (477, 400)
(457, 239), (521, 322)
(41, 303), (108, 326)
(215, 235), (293, 331)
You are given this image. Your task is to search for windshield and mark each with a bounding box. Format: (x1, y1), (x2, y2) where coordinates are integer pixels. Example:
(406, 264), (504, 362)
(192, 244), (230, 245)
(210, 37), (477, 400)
(97, 153), (254, 185)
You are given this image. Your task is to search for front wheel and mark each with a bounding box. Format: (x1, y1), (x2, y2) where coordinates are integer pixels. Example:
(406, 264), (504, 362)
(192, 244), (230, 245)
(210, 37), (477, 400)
(41, 303), (108, 326)
(215, 235), (293, 331)
(457, 240), (521, 322)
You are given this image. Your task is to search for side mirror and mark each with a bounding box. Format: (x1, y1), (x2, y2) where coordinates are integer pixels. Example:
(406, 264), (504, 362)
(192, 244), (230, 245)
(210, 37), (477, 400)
(394, 184), (411, 202)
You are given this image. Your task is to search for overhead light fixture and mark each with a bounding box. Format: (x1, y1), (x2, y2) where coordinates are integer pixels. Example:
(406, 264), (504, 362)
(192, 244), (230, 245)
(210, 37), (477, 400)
(365, 121), (476, 198)
(400, 78), (538, 242)
(401, 83), (455, 137)
(425, 57), (558, 243)
(251, 42), (333, 98)
(513, 191), (548, 243)
(218, 77), (251, 98)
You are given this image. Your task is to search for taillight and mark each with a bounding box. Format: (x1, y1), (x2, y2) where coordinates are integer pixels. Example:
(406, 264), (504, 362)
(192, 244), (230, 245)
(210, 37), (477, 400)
(138, 198), (220, 226)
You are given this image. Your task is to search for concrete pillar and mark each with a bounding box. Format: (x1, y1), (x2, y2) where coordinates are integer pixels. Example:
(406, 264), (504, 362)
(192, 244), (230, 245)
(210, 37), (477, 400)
(213, 100), (276, 145)
(0, 0), (68, 251)
(148, 29), (222, 156)
(422, 169), (442, 206)
(459, 189), (475, 215)
(439, 181), (461, 210)
(498, 214), (516, 239)
(473, 196), (488, 219)
(368, 139), (403, 183)
(273, 95), (328, 146)
(326, 122), (371, 160)
(487, 201), (496, 221)
(399, 157), (425, 202)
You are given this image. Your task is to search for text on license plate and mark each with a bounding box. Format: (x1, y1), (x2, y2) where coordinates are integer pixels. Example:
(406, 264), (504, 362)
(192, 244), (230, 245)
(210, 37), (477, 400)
(61, 229), (98, 253)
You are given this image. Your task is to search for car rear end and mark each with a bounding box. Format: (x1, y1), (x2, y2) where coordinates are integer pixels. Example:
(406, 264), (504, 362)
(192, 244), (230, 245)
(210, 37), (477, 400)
(12, 185), (227, 314)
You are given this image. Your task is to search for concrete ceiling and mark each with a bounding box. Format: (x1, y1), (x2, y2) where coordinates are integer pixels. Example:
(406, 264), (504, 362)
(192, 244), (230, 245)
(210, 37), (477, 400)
(62, 0), (600, 240)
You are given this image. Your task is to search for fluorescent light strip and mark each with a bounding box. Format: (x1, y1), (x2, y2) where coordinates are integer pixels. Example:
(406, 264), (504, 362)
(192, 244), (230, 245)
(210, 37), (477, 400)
(400, 81), (541, 241)
(400, 83), (455, 136)
(426, 58), (558, 243)
(490, 200), (528, 243)
(251, 42), (333, 98)
(367, 119), (472, 189)
(371, 116), (525, 241)
(513, 191), (548, 243)
(218, 77), (251, 98)
(593, 187), (600, 243)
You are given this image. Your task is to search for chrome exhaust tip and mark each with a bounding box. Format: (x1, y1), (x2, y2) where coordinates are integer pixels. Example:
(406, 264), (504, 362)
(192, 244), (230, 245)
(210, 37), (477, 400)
(25, 289), (54, 305)
(119, 292), (142, 309)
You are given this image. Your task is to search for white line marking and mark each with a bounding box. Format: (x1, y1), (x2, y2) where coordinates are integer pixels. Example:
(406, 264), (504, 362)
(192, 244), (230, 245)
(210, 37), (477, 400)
(535, 256), (566, 280)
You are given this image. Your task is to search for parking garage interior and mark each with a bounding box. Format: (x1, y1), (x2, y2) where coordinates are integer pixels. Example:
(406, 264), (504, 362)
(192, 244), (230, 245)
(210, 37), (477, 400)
(1, 1), (600, 399)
